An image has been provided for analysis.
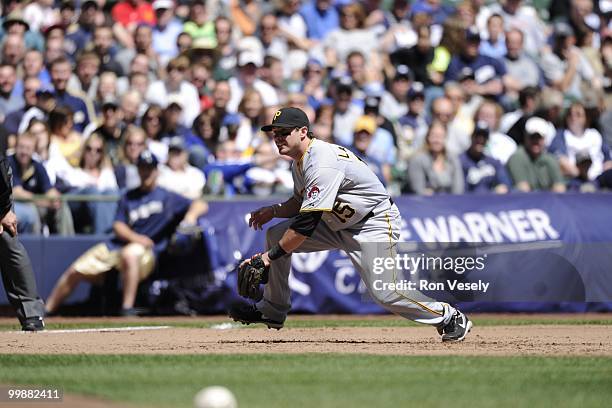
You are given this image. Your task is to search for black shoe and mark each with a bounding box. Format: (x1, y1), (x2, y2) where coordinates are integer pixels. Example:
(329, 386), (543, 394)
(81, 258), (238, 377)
(440, 310), (472, 342)
(22, 316), (45, 332)
(120, 307), (139, 317)
(228, 303), (284, 330)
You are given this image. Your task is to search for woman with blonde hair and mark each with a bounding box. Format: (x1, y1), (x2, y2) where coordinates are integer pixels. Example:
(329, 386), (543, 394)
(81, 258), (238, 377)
(236, 89), (266, 155)
(67, 133), (118, 233)
(114, 125), (148, 191)
(407, 121), (464, 195)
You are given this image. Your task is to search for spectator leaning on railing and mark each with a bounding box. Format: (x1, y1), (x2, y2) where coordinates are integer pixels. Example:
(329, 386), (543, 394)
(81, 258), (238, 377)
(7, 131), (65, 234)
(45, 150), (208, 317)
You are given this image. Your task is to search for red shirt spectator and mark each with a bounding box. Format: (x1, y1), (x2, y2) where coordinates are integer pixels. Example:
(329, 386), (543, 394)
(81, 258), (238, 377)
(112, 0), (156, 28)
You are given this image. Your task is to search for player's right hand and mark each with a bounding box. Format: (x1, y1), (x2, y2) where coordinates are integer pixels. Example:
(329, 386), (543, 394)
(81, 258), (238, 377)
(0, 210), (18, 237)
(248, 206), (275, 230)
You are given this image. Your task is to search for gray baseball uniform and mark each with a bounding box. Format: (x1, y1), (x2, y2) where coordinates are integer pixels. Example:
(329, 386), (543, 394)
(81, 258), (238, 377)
(257, 139), (455, 326)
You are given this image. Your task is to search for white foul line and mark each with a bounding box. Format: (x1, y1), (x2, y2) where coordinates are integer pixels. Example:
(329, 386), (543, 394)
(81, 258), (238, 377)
(15, 325), (172, 334)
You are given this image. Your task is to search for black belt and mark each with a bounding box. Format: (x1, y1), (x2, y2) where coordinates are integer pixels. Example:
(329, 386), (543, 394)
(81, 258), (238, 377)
(360, 198), (394, 224)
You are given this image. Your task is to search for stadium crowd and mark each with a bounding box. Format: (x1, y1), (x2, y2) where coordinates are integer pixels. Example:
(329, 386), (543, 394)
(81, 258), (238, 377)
(0, 0), (611, 236)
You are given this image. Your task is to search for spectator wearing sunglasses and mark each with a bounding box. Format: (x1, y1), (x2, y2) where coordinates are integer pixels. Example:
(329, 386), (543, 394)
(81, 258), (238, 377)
(66, 133), (119, 234)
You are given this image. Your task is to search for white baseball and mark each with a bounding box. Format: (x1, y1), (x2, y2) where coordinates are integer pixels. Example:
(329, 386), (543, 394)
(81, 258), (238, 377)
(193, 386), (238, 408)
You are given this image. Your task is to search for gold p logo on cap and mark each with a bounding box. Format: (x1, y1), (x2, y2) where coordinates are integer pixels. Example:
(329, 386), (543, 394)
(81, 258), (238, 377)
(273, 110), (282, 122)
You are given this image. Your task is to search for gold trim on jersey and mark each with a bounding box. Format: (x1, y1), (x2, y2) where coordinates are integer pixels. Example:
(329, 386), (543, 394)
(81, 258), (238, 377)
(300, 207), (332, 212)
(384, 212), (443, 317)
(298, 138), (316, 172)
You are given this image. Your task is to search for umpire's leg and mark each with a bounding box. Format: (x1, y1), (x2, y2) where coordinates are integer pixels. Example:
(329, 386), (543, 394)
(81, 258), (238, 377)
(0, 233), (45, 323)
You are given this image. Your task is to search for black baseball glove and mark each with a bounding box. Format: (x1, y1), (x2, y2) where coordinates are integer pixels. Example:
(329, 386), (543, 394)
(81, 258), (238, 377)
(237, 254), (269, 300)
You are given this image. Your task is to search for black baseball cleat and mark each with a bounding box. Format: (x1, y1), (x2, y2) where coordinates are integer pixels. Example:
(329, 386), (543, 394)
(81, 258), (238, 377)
(440, 310), (472, 342)
(120, 307), (139, 317)
(22, 316), (45, 332)
(228, 303), (284, 330)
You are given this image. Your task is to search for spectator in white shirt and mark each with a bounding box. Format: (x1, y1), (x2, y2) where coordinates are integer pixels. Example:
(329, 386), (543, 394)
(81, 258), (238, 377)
(158, 137), (206, 200)
(227, 50), (279, 113)
(67, 133), (119, 234)
(473, 100), (517, 164)
(146, 56), (201, 127)
(152, 0), (183, 67)
(549, 101), (612, 181)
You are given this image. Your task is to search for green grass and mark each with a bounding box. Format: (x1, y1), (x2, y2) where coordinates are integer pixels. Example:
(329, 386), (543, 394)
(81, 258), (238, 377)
(1, 316), (611, 331)
(0, 354), (610, 408)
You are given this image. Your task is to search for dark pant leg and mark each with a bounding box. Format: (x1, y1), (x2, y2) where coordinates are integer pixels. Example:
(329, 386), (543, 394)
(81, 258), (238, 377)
(0, 232), (45, 323)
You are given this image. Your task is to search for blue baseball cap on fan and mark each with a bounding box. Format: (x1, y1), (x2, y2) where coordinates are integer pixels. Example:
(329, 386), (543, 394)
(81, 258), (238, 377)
(137, 150), (159, 168)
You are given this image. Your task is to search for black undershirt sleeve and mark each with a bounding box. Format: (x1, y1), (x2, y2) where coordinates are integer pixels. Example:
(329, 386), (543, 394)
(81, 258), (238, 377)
(289, 211), (323, 237)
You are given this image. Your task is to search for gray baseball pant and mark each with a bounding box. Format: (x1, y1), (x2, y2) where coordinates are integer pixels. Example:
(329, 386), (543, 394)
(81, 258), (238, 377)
(0, 232), (45, 323)
(256, 203), (455, 326)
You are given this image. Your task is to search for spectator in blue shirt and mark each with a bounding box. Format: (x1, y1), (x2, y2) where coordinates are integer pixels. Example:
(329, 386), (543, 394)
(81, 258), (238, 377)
(3, 76), (41, 137)
(0, 10), (44, 52)
(45, 150), (208, 316)
(411, 0), (455, 26)
(300, 0), (340, 40)
(479, 14), (507, 59)
(445, 27), (507, 100)
(152, 0), (184, 66)
(49, 57), (92, 133)
(65, 1), (100, 58)
(8, 131), (62, 234)
(460, 122), (512, 194)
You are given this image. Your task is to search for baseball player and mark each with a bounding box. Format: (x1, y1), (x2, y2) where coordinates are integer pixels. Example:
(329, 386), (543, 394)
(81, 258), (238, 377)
(0, 152), (46, 331)
(230, 107), (472, 342)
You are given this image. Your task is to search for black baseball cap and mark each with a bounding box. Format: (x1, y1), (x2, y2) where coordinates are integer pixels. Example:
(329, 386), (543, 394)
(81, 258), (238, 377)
(407, 82), (425, 100)
(472, 121), (490, 138)
(394, 65), (413, 81)
(261, 107), (310, 132)
(458, 67), (475, 82)
(82, 0), (99, 8)
(167, 136), (185, 151)
(553, 21), (575, 38)
(575, 151), (592, 165)
(137, 150), (159, 168)
(465, 26), (481, 42)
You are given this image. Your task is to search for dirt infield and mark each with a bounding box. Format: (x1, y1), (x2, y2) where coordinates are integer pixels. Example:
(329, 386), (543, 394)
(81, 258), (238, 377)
(0, 315), (610, 356)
